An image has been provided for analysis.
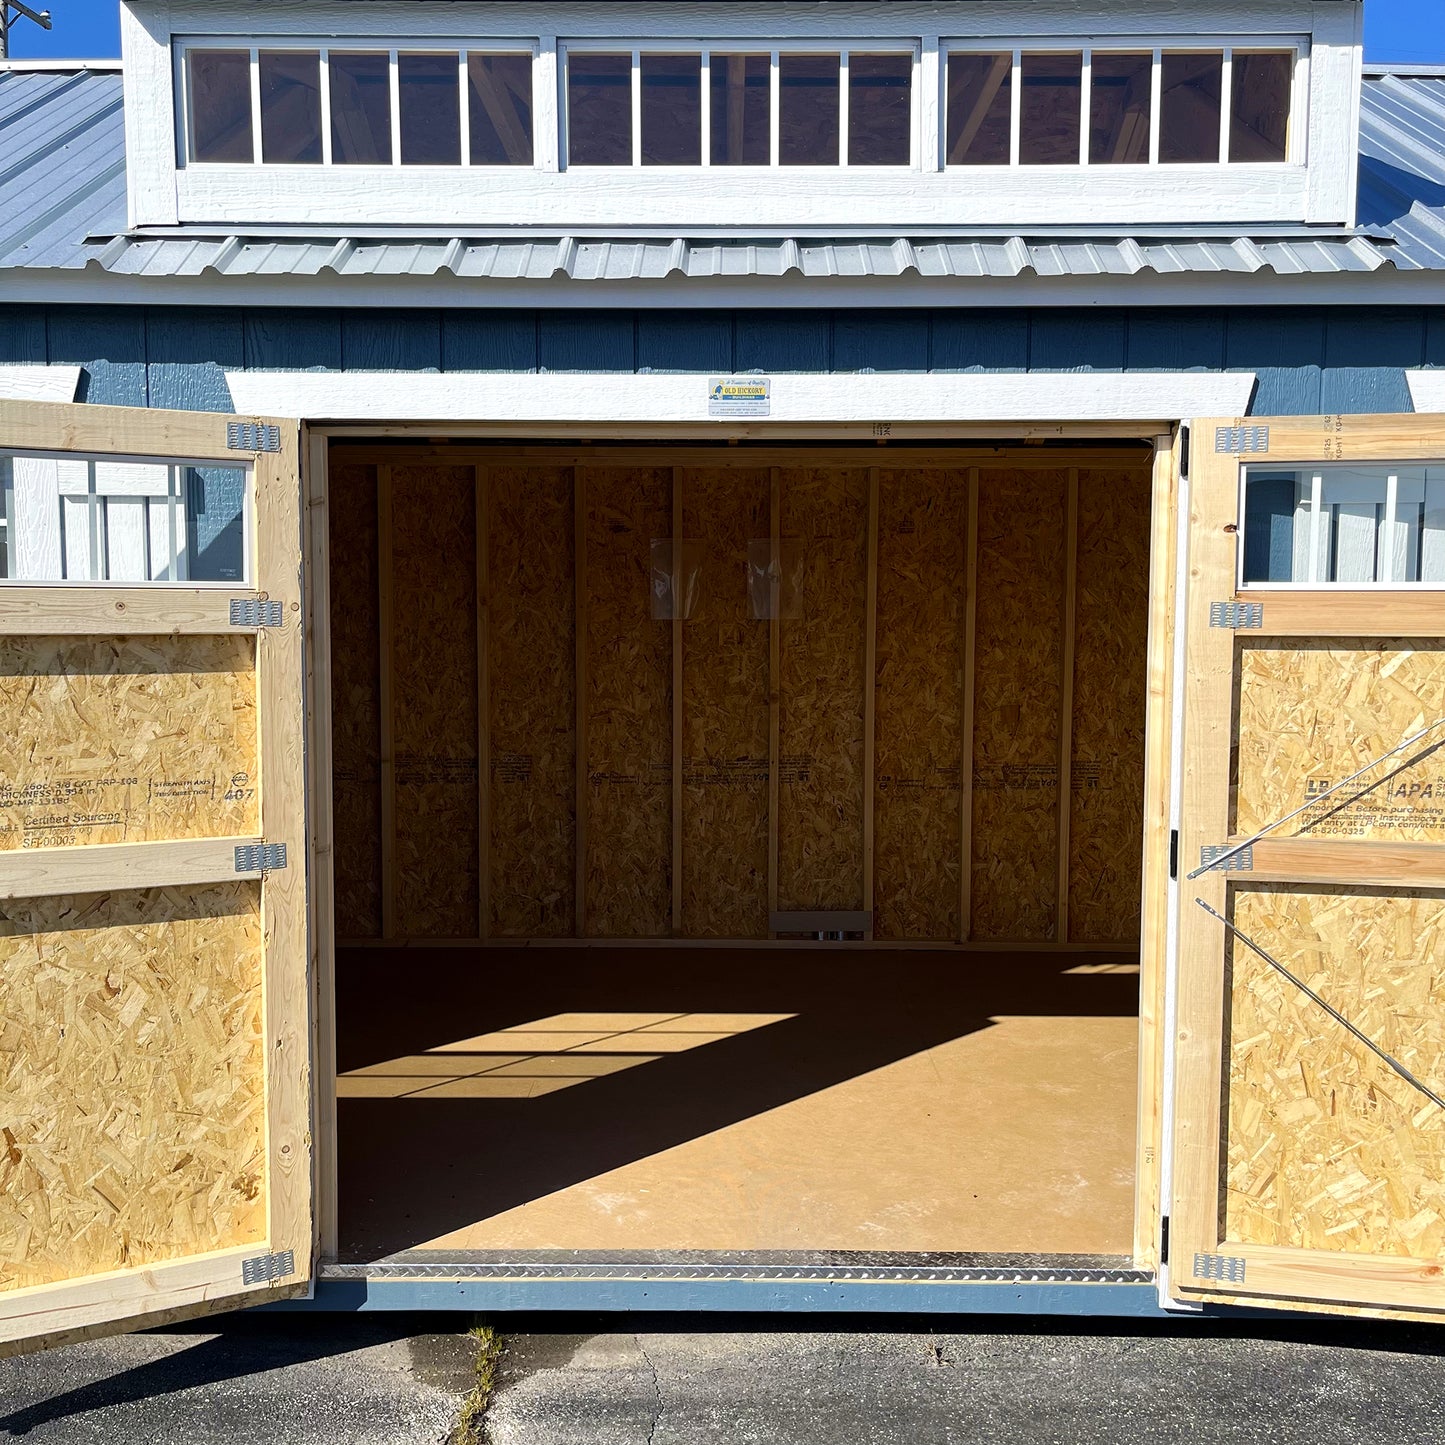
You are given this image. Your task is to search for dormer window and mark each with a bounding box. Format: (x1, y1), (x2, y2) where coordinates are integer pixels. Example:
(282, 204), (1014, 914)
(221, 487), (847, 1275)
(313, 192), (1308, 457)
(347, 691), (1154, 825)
(944, 45), (1298, 169)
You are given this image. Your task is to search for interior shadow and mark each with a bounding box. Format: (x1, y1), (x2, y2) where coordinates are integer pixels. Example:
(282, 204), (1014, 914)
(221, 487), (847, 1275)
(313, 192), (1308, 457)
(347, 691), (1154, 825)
(335, 944), (1139, 1260)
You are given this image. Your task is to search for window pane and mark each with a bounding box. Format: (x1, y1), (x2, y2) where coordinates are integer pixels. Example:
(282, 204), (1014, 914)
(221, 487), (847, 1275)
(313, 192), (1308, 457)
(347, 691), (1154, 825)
(399, 53), (460, 165)
(1242, 467), (1445, 585)
(710, 53), (769, 165)
(0, 455), (248, 584)
(1089, 51), (1152, 164)
(779, 53), (840, 165)
(188, 50), (253, 162)
(641, 53), (701, 165)
(1160, 52), (1223, 163)
(468, 53), (533, 165)
(259, 51), (321, 163)
(848, 53), (911, 165)
(330, 52), (392, 164)
(568, 52), (632, 165)
(945, 51), (1012, 165)
(1230, 51), (1292, 162)
(1019, 52), (1082, 165)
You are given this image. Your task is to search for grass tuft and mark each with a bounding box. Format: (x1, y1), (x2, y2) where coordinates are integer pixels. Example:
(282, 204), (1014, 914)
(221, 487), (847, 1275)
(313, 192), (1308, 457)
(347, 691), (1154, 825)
(451, 1323), (504, 1445)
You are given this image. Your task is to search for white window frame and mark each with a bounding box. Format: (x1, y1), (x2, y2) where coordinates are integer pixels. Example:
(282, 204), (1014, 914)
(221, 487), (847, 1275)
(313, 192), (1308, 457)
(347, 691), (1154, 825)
(557, 38), (922, 171)
(175, 36), (542, 169)
(940, 35), (1308, 171)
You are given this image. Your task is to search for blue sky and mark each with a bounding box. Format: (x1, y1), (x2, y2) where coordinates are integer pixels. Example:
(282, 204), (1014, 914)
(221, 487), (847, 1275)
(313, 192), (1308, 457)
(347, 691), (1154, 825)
(7, 0), (1445, 63)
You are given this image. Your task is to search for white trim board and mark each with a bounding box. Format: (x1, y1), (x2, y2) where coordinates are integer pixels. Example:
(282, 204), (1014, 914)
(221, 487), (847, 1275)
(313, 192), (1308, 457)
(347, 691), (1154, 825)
(227, 370), (1258, 423)
(1407, 371), (1445, 413)
(0, 366), (81, 403)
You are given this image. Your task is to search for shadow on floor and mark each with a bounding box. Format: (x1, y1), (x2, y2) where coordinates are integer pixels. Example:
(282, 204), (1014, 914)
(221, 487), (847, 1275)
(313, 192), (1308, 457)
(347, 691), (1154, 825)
(335, 945), (1138, 1259)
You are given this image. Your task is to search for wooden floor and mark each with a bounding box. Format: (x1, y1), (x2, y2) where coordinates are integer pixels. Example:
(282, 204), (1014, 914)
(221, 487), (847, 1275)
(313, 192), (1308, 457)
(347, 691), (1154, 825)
(333, 946), (1140, 1261)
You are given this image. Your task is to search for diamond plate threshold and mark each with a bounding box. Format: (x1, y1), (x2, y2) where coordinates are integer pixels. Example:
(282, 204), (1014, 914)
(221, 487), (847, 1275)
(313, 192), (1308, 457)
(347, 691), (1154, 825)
(320, 1250), (1153, 1285)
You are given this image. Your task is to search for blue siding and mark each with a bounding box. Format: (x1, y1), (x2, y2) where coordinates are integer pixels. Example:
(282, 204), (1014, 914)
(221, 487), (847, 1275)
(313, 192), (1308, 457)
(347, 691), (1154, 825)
(1, 304), (1441, 416)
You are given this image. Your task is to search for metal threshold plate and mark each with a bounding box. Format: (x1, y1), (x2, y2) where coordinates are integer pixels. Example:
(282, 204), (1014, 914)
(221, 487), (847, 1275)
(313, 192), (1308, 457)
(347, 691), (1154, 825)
(321, 1250), (1153, 1285)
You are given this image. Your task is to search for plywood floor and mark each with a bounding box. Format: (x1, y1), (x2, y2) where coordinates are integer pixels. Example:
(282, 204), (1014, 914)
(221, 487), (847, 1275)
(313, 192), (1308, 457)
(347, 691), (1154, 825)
(333, 946), (1139, 1261)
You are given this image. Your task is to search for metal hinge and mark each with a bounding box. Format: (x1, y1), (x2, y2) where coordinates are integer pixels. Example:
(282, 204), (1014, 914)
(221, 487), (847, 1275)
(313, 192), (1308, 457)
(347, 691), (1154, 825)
(1178, 425), (1190, 481)
(242, 1249), (296, 1286)
(1169, 829), (1179, 881)
(1200, 844), (1253, 872)
(227, 421), (282, 453)
(230, 597), (285, 628)
(1160, 1216), (1171, 1266)
(1214, 425), (1270, 455)
(235, 842), (288, 873)
(1209, 601), (1263, 630)
(1193, 1252), (1247, 1284)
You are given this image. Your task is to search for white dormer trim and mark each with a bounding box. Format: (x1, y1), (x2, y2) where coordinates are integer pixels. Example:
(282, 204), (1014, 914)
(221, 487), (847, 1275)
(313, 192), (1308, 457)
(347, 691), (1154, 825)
(121, 0), (1363, 231)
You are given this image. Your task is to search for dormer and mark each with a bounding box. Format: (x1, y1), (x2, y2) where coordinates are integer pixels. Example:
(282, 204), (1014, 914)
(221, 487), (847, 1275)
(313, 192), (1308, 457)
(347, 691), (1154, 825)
(121, 1), (1365, 231)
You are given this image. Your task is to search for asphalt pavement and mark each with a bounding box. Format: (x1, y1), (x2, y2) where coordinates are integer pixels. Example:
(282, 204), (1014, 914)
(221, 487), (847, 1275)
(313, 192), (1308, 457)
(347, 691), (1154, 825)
(1, 1313), (1443, 1444)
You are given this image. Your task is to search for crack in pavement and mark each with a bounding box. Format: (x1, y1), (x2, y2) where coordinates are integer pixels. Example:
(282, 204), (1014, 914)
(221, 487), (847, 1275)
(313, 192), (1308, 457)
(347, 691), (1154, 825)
(637, 1336), (663, 1445)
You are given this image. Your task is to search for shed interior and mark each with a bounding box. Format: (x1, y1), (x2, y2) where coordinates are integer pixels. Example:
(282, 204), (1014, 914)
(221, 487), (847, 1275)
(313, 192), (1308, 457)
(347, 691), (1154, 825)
(324, 440), (1156, 1262)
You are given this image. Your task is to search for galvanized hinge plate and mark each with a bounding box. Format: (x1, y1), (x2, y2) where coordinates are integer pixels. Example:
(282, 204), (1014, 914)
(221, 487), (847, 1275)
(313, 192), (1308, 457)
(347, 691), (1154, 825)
(227, 421), (282, 453)
(1200, 844), (1253, 872)
(1209, 601), (1264, 630)
(1193, 1251), (1247, 1284)
(230, 597), (285, 628)
(242, 1249), (296, 1286)
(235, 842), (288, 873)
(1214, 425), (1270, 455)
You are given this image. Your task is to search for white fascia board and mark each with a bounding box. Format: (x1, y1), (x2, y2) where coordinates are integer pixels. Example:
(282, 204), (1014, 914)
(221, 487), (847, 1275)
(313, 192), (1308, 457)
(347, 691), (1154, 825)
(0, 365), (81, 402)
(226, 369), (1257, 423)
(0, 268), (1432, 308)
(1406, 371), (1445, 413)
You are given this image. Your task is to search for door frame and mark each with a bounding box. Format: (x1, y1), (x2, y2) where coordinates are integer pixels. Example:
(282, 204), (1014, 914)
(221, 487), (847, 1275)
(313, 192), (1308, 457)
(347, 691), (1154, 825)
(0, 400), (312, 1352)
(302, 416), (1182, 1274)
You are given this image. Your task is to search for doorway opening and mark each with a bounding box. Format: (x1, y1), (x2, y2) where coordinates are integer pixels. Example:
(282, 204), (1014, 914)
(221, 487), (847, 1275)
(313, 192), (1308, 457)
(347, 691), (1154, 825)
(320, 438), (1159, 1263)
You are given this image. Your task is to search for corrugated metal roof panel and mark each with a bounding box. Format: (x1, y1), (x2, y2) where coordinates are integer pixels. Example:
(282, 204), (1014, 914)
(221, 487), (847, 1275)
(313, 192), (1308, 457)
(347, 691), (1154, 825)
(0, 67), (1442, 286)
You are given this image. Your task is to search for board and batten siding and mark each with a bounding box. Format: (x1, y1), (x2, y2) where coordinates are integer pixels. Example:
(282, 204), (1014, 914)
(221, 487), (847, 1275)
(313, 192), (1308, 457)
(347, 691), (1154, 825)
(0, 305), (1442, 416)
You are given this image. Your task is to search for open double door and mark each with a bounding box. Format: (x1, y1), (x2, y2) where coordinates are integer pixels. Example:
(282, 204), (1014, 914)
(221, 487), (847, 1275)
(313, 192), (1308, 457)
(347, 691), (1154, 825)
(0, 398), (1442, 1350)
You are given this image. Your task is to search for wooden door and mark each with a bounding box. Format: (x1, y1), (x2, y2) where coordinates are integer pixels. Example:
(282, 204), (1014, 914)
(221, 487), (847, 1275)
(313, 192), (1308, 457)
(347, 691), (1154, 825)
(0, 400), (311, 1351)
(1172, 413), (1445, 1315)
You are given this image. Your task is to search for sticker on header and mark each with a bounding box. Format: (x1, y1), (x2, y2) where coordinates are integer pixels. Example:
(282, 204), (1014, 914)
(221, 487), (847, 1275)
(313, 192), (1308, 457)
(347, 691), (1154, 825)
(708, 377), (771, 418)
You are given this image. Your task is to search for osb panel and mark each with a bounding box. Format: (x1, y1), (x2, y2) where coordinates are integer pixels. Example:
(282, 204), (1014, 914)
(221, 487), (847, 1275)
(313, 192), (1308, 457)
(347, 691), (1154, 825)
(0, 636), (257, 851)
(488, 465), (576, 937)
(584, 467), (672, 937)
(0, 883), (265, 1292)
(971, 468), (1066, 940)
(392, 465), (478, 937)
(680, 467), (770, 937)
(328, 462), (381, 937)
(1236, 642), (1445, 843)
(874, 469), (966, 940)
(778, 467), (868, 913)
(1225, 884), (1445, 1259)
(1069, 467), (1151, 943)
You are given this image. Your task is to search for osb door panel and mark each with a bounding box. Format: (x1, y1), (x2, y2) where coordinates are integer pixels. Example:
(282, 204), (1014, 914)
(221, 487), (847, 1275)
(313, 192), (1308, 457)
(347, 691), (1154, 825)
(0, 399), (311, 1353)
(1173, 413), (1445, 1319)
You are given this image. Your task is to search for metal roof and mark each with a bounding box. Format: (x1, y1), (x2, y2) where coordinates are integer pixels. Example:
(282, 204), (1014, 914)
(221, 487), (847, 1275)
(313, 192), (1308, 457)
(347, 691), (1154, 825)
(0, 64), (1443, 287)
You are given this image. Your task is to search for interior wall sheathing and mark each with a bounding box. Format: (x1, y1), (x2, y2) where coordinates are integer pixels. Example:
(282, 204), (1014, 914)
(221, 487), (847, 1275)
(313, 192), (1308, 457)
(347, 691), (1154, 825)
(1069, 467), (1153, 941)
(1225, 884), (1445, 1259)
(680, 466), (771, 938)
(970, 468), (1068, 941)
(328, 463), (382, 937)
(0, 635), (258, 850)
(874, 468), (967, 941)
(777, 467), (870, 915)
(0, 882), (265, 1292)
(329, 452), (1153, 945)
(391, 464), (479, 937)
(1234, 642), (1445, 842)
(487, 465), (576, 938)
(582, 467), (673, 938)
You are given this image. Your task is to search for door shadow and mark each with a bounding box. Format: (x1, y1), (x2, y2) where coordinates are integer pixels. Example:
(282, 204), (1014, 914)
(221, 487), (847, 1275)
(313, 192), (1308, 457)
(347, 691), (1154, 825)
(334, 944), (1139, 1260)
